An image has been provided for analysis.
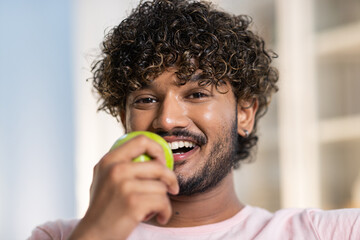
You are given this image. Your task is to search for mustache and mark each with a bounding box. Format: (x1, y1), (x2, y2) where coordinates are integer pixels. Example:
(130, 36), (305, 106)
(156, 129), (207, 146)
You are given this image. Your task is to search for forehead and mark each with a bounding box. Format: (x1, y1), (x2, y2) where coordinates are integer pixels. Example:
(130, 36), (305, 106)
(147, 68), (181, 88)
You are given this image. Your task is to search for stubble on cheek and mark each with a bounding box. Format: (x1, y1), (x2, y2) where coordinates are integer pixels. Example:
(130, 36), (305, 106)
(175, 119), (239, 196)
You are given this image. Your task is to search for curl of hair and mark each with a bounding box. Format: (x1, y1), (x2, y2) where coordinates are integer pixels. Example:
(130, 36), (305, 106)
(92, 0), (279, 167)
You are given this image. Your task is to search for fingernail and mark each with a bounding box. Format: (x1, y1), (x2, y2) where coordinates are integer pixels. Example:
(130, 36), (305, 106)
(157, 215), (168, 225)
(143, 212), (156, 222)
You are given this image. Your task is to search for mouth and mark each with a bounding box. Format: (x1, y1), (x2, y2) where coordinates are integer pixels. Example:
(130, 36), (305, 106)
(165, 139), (200, 161)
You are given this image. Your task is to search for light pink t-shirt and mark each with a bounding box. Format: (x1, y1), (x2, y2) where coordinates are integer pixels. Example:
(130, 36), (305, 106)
(28, 205), (360, 240)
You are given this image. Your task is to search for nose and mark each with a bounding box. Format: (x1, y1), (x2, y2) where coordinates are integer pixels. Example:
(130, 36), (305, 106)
(152, 95), (190, 132)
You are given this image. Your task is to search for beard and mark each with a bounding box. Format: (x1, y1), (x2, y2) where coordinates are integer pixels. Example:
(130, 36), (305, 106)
(176, 118), (240, 196)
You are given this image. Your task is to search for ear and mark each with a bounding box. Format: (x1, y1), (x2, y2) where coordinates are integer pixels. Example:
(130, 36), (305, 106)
(237, 98), (258, 137)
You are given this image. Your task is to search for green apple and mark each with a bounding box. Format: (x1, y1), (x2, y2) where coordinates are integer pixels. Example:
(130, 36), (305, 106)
(110, 131), (174, 170)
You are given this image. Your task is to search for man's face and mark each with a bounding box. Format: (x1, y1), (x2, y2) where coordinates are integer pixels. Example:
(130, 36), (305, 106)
(123, 68), (242, 195)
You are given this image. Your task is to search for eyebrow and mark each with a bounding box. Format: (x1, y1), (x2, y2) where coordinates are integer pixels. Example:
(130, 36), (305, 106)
(135, 72), (206, 91)
(189, 73), (202, 82)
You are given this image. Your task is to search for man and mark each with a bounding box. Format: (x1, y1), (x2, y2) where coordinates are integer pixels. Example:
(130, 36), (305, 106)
(29, 0), (360, 239)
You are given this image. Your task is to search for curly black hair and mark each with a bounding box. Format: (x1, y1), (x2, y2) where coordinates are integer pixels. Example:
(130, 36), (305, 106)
(92, 0), (278, 166)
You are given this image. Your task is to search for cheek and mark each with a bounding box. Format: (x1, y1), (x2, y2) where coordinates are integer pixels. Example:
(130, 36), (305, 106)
(191, 101), (235, 133)
(126, 110), (155, 132)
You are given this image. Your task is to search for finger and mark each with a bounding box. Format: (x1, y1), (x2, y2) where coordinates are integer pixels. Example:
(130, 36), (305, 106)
(123, 161), (179, 195)
(119, 179), (168, 196)
(133, 193), (172, 225)
(100, 161), (179, 195)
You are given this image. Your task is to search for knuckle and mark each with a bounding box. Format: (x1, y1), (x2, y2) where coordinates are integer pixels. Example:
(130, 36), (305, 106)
(160, 170), (174, 182)
(158, 183), (168, 194)
(151, 140), (164, 153)
(126, 193), (139, 209)
(118, 180), (132, 194)
(161, 195), (170, 205)
(123, 194), (144, 222)
(108, 163), (128, 182)
(155, 196), (171, 215)
(156, 141), (164, 151)
(151, 161), (163, 171)
(96, 156), (110, 171)
(135, 135), (150, 145)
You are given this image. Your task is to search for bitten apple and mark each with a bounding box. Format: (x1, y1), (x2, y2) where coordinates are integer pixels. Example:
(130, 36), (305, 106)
(110, 131), (174, 170)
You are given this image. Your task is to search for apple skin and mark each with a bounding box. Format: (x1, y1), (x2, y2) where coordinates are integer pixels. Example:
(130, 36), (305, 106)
(110, 131), (174, 170)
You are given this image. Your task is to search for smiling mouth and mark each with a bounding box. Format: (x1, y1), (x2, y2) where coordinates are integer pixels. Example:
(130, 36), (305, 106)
(168, 140), (196, 155)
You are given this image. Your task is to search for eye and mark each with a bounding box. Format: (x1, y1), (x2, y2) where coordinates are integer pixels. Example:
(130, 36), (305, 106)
(188, 92), (208, 99)
(134, 97), (157, 104)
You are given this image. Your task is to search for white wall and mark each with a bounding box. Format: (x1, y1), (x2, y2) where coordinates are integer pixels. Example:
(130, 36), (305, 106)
(0, 0), (75, 239)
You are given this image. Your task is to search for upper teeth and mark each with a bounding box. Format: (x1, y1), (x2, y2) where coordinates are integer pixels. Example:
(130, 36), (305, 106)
(168, 141), (195, 150)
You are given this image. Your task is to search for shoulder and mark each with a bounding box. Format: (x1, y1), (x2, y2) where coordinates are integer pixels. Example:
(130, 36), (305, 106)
(28, 219), (79, 240)
(305, 208), (360, 239)
(244, 206), (360, 239)
(270, 208), (360, 239)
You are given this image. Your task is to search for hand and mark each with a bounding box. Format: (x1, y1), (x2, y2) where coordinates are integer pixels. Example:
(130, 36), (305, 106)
(69, 135), (179, 240)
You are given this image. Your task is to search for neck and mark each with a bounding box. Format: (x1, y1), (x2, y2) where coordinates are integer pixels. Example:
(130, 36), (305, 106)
(148, 172), (244, 227)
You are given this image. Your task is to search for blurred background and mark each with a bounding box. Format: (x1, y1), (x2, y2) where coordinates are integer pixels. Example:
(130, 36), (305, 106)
(0, 0), (359, 239)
